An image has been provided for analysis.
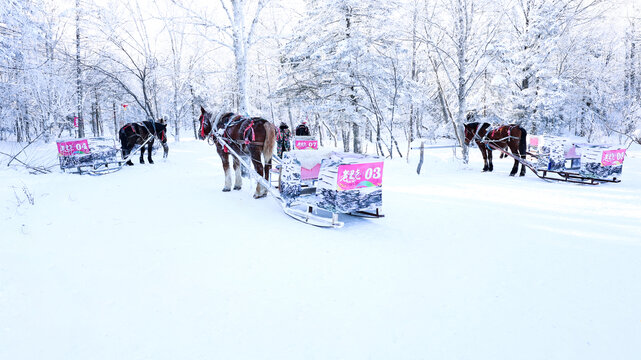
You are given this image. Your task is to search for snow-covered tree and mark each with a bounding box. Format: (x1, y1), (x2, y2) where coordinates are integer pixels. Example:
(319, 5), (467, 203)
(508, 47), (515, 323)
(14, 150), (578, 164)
(496, 0), (607, 135)
(173, 0), (271, 115)
(419, 0), (501, 162)
(278, 0), (406, 154)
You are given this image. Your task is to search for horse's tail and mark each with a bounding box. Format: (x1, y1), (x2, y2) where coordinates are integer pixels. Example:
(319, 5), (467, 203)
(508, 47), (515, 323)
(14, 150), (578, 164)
(263, 121), (276, 164)
(519, 126), (527, 157)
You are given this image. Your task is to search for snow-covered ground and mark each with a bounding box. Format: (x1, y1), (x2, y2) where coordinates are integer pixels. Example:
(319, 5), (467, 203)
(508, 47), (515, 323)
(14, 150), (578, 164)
(1, 139), (640, 359)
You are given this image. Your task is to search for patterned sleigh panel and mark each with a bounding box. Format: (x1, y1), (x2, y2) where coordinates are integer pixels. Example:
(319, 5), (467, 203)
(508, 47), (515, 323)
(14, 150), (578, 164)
(279, 150), (332, 204)
(546, 136), (571, 171)
(316, 153), (383, 214)
(279, 152), (303, 203)
(535, 136), (577, 172)
(577, 144), (625, 180)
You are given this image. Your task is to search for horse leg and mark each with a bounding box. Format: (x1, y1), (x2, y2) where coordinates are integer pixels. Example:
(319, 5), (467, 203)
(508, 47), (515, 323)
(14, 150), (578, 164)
(148, 139), (155, 164)
(125, 139), (135, 166)
(263, 152), (272, 184)
(261, 147), (273, 197)
(478, 143), (489, 172)
(232, 156), (242, 190)
(487, 147), (494, 172)
(221, 153), (232, 192)
(139, 142), (146, 164)
(519, 130), (527, 176)
(122, 146), (132, 166)
(250, 147), (267, 198)
(509, 143), (519, 176)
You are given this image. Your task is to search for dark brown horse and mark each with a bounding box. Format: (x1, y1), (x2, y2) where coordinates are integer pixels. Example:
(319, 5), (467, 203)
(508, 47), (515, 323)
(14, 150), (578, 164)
(119, 120), (168, 166)
(198, 107), (276, 198)
(464, 122), (527, 176)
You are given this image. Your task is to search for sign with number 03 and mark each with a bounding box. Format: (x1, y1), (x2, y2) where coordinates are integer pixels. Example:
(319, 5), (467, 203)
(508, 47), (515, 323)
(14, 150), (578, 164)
(336, 162), (384, 191)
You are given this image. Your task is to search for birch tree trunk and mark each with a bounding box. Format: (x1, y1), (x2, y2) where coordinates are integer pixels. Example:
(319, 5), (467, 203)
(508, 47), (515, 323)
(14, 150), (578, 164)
(231, 0), (249, 114)
(455, 0), (469, 163)
(75, 0), (84, 138)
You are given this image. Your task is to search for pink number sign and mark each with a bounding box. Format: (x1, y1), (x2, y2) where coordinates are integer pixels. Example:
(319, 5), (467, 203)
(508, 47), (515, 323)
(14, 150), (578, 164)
(57, 139), (90, 156)
(337, 162), (384, 191)
(294, 140), (318, 150)
(601, 149), (626, 166)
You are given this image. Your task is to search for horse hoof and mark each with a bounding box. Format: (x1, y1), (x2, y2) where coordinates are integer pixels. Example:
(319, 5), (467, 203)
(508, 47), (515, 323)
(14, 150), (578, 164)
(253, 193), (267, 199)
(126, 162), (134, 166)
(520, 173), (526, 177)
(222, 188), (231, 192)
(233, 186), (242, 190)
(140, 161), (145, 164)
(509, 173), (516, 177)
(149, 160), (154, 164)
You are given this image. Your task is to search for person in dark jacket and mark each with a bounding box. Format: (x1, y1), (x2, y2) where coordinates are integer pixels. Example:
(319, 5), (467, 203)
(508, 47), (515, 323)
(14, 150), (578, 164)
(277, 122), (291, 157)
(295, 121), (310, 136)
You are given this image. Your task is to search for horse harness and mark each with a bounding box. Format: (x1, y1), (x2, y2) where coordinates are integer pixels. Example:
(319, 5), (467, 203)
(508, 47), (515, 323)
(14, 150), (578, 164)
(202, 114), (267, 152)
(123, 122), (165, 143)
(469, 124), (519, 145)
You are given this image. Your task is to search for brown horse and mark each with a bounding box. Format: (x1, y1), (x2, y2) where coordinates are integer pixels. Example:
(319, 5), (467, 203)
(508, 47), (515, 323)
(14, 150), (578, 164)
(118, 120), (168, 166)
(198, 107), (276, 198)
(463, 122), (527, 176)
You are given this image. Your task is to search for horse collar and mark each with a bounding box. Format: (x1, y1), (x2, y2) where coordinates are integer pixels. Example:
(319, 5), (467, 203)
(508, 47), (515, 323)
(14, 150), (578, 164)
(474, 124), (485, 142)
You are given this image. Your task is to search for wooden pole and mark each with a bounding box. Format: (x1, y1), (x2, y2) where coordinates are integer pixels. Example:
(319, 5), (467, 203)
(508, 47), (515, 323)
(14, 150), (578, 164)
(416, 140), (425, 174)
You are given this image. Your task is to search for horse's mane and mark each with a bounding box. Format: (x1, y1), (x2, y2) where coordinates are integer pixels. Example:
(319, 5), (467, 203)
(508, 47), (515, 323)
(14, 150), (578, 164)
(466, 122), (492, 129)
(466, 122), (490, 131)
(213, 111), (234, 129)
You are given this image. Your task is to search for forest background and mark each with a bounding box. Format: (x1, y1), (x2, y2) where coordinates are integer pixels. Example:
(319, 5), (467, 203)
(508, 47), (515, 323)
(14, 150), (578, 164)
(1, 0), (640, 160)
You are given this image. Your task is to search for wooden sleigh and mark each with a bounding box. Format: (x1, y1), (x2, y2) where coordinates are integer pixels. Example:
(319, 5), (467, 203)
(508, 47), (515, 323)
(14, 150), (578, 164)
(56, 137), (125, 175)
(56, 135), (155, 175)
(213, 128), (385, 228)
(491, 135), (626, 185)
(277, 150), (385, 227)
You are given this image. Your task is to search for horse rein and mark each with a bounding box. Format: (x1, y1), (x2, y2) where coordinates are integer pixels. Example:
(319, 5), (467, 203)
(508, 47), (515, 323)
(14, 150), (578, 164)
(202, 113), (265, 147)
(467, 124), (518, 146)
(147, 123), (166, 143)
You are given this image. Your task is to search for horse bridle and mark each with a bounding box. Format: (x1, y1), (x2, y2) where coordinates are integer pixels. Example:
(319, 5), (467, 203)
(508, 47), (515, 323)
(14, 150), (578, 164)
(200, 112), (220, 146)
(137, 121), (166, 144)
(465, 124), (485, 145)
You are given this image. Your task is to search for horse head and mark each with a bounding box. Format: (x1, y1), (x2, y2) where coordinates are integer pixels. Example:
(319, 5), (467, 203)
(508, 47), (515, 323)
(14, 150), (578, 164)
(154, 121), (169, 158)
(198, 107), (213, 140)
(463, 122), (479, 146)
